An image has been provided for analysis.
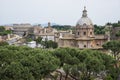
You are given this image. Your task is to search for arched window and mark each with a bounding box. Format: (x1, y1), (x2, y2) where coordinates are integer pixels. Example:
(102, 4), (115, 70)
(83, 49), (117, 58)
(83, 32), (86, 35)
(84, 45), (86, 48)
(96, 43), (100, 46)
(90, 32), (92, 35)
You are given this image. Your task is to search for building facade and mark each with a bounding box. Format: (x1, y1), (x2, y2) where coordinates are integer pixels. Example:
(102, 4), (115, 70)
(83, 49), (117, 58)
(35, 22), (58, 41)
(12, 24), (34, 37)
(58, 7), (108, 49)
(6, 7), (109, 49)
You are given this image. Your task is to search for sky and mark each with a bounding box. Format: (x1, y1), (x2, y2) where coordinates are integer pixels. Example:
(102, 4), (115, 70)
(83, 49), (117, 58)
(0, 0), (120, 26)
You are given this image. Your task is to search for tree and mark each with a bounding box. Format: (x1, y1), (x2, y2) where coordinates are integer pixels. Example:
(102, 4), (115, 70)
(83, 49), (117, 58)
(0, 26), (5, 32)
(0, 45), (117, 80)
(106, 21), (120, 27)
(0, 41), (9, 46)
(103, 40), (120, 80)
(102, 40), (120, 61)
(42, 40), (58, 49)
(94, 25), (105, 35)
(0, 26), (12, 36)
(51, 25), (72, 30)
(115, 30), (120, 37)
(63, 64), (71, 80)
(26, 38), (32, 42)
(53, 48), (80, 79)
(75, 50), (106, 80)
(53, 48), (113, 80)
(35, 37), (42, 44)
(0, 45), (60, 80)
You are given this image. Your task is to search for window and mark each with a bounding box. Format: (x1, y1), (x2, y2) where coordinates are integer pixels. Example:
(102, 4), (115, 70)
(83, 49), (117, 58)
(91, 45), (93, 47)
(83, 32), (86, 35)
(90, 32), (92, 35)
(96, 44), (99, 46)
(84, 45), (86, 48)
(78, 32), (79, 35)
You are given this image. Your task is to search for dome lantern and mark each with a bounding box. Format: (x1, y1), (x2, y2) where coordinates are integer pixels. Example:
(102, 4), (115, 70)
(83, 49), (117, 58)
(76, 7), (93, 26)
(82, 6), (87, 17)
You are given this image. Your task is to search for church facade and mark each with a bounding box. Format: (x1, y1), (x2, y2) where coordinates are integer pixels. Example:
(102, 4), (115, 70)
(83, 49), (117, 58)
(58, 7), (108, 49)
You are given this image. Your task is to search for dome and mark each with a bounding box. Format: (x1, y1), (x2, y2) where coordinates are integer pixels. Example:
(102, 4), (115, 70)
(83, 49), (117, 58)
(77, 17), (93, 25)
(76, 6), (93, 26)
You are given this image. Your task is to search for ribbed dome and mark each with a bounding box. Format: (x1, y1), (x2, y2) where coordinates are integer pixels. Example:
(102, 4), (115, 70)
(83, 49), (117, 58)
(77, 17), (93, 25)
(76, 6), (93, 26)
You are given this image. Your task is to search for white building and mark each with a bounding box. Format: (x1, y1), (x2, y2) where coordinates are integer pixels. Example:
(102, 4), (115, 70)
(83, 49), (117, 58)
(27, 41), (36, 48)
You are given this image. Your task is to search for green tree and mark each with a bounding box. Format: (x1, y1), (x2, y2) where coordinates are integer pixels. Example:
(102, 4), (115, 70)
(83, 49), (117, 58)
(102, 40), (120, 61)
(94, 25), (105, 35)
(0, 45), (60, 80)
(53, 48), (109, 80)
(103, 40), (120, 80)
(0, 26), (5, 31)
(0, 26), (12, 35)
(51, 25), (72, 30)
(0, 41), (9, 46)
(0, 45), (116, 80)
(43, 40), (58, 49)
(115, 30), (120, 37)
(35, 37), (42, 44)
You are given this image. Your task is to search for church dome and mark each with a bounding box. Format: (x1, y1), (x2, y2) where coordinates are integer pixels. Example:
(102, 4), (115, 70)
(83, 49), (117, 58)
(76, 7), (93, 26)
(77, 17), (92, 25)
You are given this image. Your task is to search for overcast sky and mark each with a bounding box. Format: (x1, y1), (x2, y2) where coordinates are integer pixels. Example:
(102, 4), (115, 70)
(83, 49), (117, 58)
(0, 0), (120, 26)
